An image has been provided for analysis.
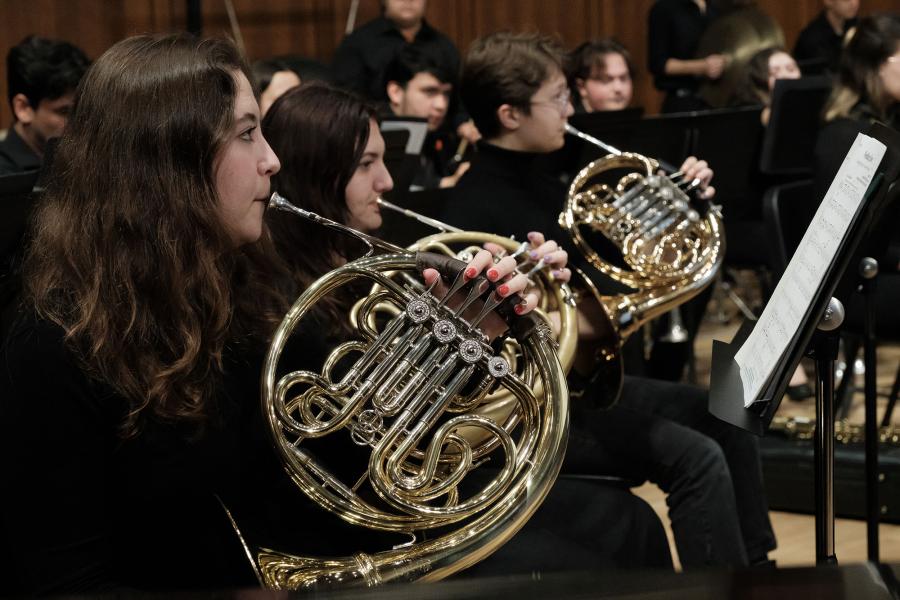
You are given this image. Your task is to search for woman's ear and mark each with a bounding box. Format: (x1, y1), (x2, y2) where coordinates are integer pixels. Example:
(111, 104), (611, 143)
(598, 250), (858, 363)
(496, 103), (521, 131)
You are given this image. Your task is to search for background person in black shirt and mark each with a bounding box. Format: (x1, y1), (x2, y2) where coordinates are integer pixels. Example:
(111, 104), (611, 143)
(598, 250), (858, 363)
(0, 35), (89, 176)
(445, 31), (777, 568)
(332, 0), (480, 144)
(647, 0), (725, 113)
(793, 0), (860, 75)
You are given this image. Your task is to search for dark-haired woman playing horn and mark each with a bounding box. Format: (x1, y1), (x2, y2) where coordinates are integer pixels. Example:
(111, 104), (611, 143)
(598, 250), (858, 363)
(262, 82), (674, 574)
(0, 35), (548, 594)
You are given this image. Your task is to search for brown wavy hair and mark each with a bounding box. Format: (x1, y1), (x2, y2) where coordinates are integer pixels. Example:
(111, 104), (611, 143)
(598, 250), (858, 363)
(262, 83), (376, 327)
(24, 34), (289, 437)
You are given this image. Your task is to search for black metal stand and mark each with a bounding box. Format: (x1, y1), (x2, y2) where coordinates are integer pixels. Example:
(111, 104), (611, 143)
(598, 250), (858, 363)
(811, 297), (844, 566)
(859, 257), (880, 562)
(186, 0), (202, 35)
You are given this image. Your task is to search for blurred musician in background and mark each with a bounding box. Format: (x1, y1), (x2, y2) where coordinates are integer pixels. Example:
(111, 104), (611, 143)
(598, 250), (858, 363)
(647, 0), (725, 113)
(815, 13), (900, 283)
(733, 46), (801, 125)
(261, 81), (676, 574)
(816, 13), (900, 198)
(0, 35), (89, 176)
(443, 31), (776, 569)
(794, 0), (860, 75)
(251, 58), (301, 116)
(332, 0), (480, 144)
(566, 38), (635, 114)
(383, 46), (471, 189)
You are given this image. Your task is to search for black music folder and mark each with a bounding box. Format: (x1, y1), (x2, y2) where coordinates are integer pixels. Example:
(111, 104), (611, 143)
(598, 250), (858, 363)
(709, 123), (900, 435)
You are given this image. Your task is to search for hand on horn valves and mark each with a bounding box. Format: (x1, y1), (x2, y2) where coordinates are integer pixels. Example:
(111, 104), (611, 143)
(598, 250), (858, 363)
(422, 231), (570, 340)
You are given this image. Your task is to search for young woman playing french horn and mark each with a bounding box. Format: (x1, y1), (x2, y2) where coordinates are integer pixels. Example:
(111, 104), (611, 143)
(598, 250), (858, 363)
(261, 82), (675, 575)
(0, 35), (560, 594)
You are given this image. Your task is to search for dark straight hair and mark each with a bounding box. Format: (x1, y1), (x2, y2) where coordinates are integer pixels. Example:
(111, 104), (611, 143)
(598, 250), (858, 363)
(6, 35), (90, 110)
(262, 82), (377, 324)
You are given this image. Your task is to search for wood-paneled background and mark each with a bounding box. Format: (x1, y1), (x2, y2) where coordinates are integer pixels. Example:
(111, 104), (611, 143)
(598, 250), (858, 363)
(1, 0), (897, 125)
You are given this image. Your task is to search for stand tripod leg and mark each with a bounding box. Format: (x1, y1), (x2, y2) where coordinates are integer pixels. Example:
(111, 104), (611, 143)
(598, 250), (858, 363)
(814, 347), (838, 565)
(860, 257), (879, 562)
(812, 297), (843, 566)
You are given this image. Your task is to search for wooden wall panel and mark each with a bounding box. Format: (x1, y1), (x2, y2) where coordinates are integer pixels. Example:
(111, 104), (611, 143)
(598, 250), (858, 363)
(1, 0), (898, 126)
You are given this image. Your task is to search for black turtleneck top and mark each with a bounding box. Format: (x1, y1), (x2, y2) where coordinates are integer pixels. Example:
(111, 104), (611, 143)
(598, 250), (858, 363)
(441, 142), (563, 242)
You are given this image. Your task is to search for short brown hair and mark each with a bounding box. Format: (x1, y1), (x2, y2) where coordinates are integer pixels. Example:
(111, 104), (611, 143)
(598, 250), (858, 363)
(460, 32), (565, 138)
(566, 38), (634, 87)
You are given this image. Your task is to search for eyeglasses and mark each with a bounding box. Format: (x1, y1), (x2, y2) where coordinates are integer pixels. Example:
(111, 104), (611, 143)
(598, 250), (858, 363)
(530, 89), (571, 114)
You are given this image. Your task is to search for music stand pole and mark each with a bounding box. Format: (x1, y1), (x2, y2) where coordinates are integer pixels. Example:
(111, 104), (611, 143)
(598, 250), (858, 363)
(859, 257), (880, 562)
(812, 297), (844, 565)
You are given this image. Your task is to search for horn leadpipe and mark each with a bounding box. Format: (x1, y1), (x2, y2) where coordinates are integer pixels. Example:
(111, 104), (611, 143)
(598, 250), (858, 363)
(376, 198), (532, 263)
(269, 192), (405, 255)
(378, 197), (463, 233)
(565, 123), (691, 187)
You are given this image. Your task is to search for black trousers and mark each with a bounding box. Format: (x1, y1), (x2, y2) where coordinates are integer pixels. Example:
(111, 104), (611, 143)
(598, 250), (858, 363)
(464, 474), (673, 576)
(563, 376), (776, 568)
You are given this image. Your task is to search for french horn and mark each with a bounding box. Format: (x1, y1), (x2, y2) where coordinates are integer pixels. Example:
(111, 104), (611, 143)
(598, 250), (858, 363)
(230, 192), (569, 589)
(560, 124), (725, 342)
(378, 129), (724, 407)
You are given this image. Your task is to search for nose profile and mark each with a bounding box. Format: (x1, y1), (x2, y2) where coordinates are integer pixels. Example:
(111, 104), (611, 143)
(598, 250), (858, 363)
(262, 139), (281, 176)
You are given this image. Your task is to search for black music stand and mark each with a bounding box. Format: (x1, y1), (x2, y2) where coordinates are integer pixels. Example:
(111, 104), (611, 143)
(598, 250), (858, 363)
(709, 123), (900, 565)
(379, 117), (428, 203)
(760, 76), (832, 176)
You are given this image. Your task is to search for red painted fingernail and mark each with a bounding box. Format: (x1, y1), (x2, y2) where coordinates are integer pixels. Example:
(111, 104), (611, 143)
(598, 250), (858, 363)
(487, 268), (499, 281)
(514, 304), (525, 314)
(465, 267), (476, 279)
(497, 284), (509, 296)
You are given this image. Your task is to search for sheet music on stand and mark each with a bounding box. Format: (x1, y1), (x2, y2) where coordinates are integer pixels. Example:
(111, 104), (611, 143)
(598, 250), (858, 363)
(732, 133), (886, 408)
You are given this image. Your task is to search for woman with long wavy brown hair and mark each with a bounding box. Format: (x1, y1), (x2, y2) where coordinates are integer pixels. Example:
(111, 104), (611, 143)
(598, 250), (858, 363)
(0, 33), (290, 593)
(0, 33), (547, 593)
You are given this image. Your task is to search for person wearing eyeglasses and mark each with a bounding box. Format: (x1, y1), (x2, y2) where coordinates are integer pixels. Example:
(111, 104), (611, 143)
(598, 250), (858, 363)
(443, 31), (777, 570)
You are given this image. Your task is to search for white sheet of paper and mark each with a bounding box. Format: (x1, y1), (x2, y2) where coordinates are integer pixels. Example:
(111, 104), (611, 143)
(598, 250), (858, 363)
(734, 133), (886, 407)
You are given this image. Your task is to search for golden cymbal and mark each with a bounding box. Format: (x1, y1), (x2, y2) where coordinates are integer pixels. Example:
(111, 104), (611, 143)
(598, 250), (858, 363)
(696, 6), (786, 108)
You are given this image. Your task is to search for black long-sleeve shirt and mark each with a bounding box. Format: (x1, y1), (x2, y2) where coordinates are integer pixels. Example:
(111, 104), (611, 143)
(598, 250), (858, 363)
(793, 11), (857, 75)
(0, 311), (359, 593)
(0, 126), (41, 176)
(647, 0), (717, 93)
(332, 16), (466, 129)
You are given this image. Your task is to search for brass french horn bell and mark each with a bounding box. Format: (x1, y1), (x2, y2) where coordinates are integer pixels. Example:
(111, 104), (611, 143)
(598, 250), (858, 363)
(560, 123), (724, 339)
(227, 192), (569, 589)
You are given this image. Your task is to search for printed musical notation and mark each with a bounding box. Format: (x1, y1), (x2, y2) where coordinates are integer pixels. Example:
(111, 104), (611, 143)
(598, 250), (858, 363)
(734, 134), (886, 407)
